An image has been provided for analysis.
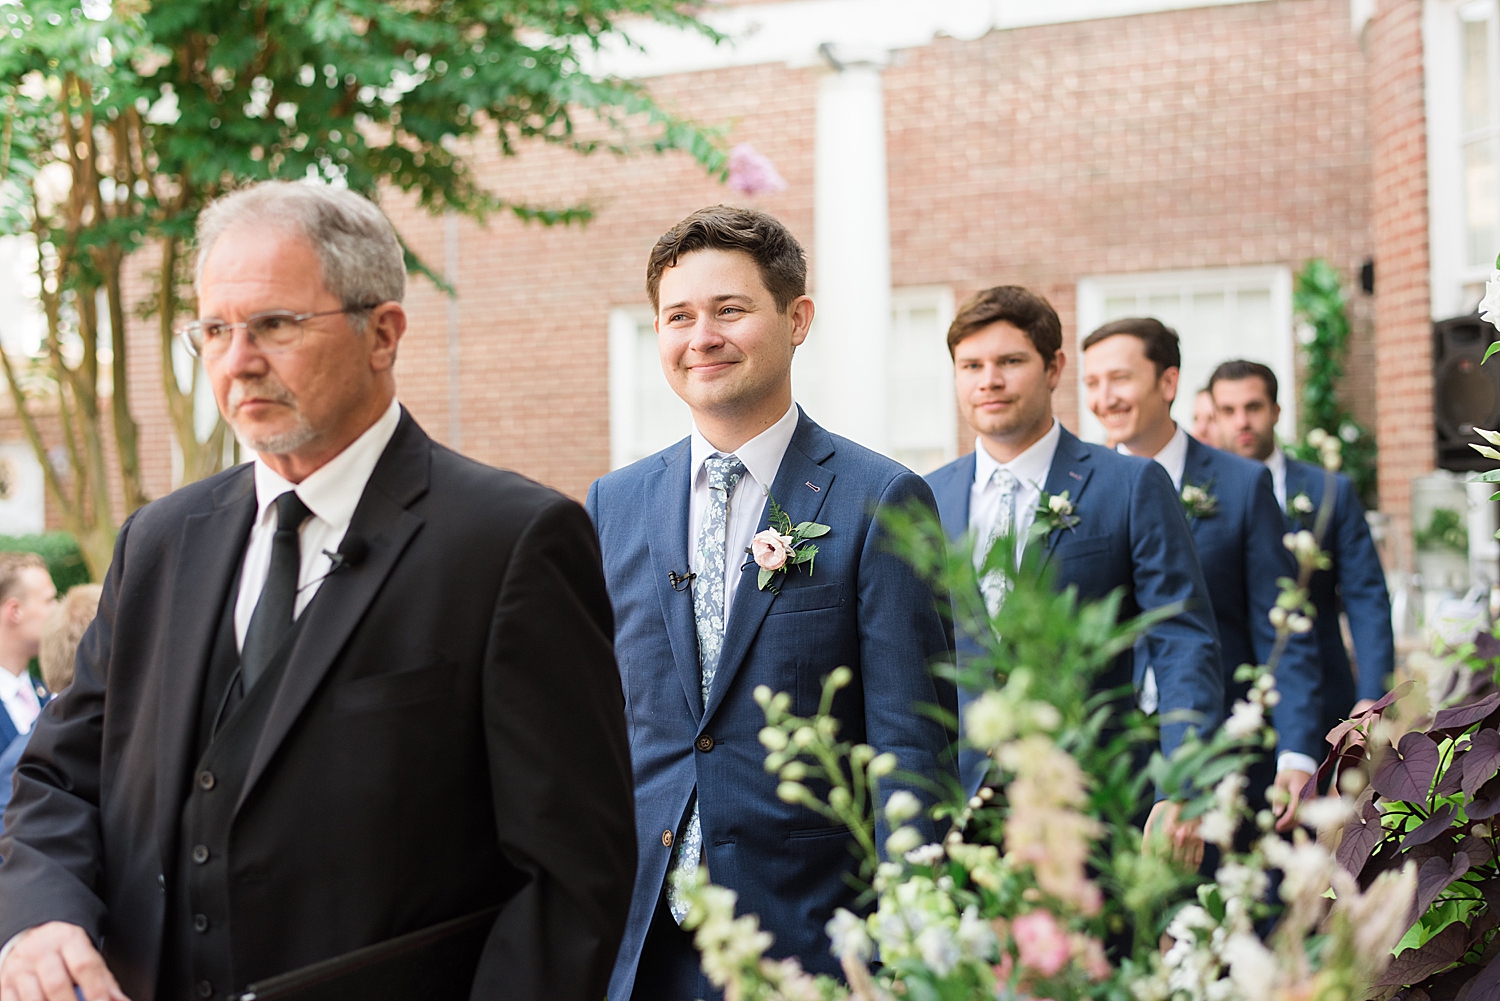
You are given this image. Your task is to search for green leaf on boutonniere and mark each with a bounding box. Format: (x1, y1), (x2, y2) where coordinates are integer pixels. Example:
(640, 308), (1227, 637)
(754, 497), (830, 591)
(758, 568), (777, 592)
(794, 522), (831, 540)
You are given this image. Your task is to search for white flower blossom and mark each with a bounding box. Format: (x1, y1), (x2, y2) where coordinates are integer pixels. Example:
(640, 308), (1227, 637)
(963, 690), (1015, 749)
(904, 843), (946, 867)
(1296, 796), (1353, 833)
(886, 825), (922, 858)
(1481, 268), (1500, 331)
(1223, 700), (1264, 739)
(884, 790), (922, 824)
(825, 908), (873, 961)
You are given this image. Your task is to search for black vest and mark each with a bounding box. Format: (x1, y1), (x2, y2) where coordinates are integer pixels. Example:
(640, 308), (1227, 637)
(158, 571), (307, 1001)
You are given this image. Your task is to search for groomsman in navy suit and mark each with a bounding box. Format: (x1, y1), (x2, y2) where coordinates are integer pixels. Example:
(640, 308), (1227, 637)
(1209, 360), (1394, 733)
(924, 286), (1222, 865)
(1081, 321), (1323, 831)
(587, 207), (955, 1001)
(0, 554), (56, 801)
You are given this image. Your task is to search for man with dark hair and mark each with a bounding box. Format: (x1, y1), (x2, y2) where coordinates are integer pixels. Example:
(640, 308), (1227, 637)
(590, 205), (955, 1001)
(1210, 360), (1393, 728)
(1082, 323), (1323, 832)
(925, 286), (1222, 865)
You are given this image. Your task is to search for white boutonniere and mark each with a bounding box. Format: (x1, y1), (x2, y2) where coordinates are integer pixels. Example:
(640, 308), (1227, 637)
(1032, 490), (1081, 537)
(747, 496), (830, 593)
(1480, 257), (1500, 334)
(1286, 491), (1316, 527)
(1180, 480), (1218, 520)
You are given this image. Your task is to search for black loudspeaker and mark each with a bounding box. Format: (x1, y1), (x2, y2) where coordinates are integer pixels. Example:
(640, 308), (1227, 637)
(1435, 313), (1500, 472)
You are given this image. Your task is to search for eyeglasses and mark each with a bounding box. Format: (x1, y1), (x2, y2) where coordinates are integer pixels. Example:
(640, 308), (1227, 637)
(176, 306), (377, 360)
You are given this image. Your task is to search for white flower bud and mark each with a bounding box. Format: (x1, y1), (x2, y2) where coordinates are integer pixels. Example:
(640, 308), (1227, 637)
(828, 666), (853, 689)
(758, 727), (788, 751)
(884, 790), (922, 824)
(780, 761), (807, 781)
(776, 781), (809, 803)
(869, 752), (898, 778)
(793, 726), (816, 748)
(885, 825), (922, 858)
(828, 786), (851, 812)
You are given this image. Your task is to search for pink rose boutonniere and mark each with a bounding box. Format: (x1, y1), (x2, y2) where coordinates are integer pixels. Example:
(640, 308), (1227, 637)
(747, 496), (830, 593)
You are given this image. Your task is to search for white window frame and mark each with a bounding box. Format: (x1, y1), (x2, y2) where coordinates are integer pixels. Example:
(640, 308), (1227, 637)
(887, 286), (959, 473)
(1427, 0), (1500, 319)
(1075, 265), (1297, 444)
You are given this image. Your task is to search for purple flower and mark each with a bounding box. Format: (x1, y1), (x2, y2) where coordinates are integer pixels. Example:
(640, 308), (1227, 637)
(727, 143), (788, 197)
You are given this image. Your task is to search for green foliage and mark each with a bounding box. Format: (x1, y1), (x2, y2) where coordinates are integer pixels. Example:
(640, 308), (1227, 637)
(1416, 507), (1470, 555)
(0, 532), (90, 593)
(1288, 259), (1378, 509)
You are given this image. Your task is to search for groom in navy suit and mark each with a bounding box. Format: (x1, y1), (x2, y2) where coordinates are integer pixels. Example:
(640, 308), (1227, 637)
(924, 286), (1222, 866)
(1081, 321), (1323, 831)
(587, 207), (955, 1001)
(1210, 360), (1394, 735)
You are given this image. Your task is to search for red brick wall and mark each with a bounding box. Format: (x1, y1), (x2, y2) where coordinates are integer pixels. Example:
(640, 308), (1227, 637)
(1368, 0), (1433, 571)
(101, 0), (1380, 512)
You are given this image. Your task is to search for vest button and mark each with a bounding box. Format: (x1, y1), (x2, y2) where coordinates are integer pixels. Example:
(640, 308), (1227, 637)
(191, 844), (210, 864)
(193, 913), (209, 933)
(196, 981), (213, 998)
(695, 734), (715, 752)
(197, 771), (215, 791)
(662, 830), (674, 848)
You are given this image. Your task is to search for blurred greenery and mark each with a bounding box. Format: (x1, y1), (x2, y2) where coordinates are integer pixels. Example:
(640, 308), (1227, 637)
(0, 532), (91, 594)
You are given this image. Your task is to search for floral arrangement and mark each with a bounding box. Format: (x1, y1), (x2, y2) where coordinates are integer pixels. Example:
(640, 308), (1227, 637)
(1032, 490), (1080, 536)
(749, 497), (830, 593)
(1180, 481), (1218, 521)
(673, 435), (1446, 1001)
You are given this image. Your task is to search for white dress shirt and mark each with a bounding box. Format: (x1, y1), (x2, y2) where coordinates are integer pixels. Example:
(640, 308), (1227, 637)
(1118, 423), (1190, 491)
(235, 397), (402, 648)
(969, 419), (1063, 562)
(0, 667), (41, 737)
(687, 402), (800, 630)
(1265, 446), (1288, 510)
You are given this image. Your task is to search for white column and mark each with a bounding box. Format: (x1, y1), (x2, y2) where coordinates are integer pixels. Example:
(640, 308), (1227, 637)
(808, 53), (893, 455)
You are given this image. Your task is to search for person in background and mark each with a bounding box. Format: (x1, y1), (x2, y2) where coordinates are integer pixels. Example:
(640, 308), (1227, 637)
(1081, 321), (1323, 832)
(38, 584), (102, 695)
(1191, 388), (1219, 445)
(925, 286), (1222, 867)
(1210, 359), (1394, 731)
(0, 583), (99, 834)
(0, 553), (56, 762)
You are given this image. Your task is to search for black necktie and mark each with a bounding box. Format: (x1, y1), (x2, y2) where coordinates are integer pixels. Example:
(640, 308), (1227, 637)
(240, 491), (312, 691)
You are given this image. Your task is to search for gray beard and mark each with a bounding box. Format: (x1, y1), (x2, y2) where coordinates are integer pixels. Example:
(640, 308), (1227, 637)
(234, 415), (317, 457)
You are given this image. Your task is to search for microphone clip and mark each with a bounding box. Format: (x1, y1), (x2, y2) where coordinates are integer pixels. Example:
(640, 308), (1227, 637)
(668, 570), (696, 592)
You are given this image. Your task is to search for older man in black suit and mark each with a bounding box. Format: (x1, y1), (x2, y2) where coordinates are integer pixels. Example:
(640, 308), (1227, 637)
(0, 182), (634, 1001)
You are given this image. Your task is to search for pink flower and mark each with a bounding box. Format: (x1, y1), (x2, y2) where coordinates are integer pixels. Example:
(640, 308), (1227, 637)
(752, 530), (795, 571)
(1070, 933), (1111, 982)
(727, 143), (788, 197)
(1012, 911), (1069, 978)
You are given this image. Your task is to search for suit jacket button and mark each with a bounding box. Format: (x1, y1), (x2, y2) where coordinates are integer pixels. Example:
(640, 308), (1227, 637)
(191, 844), (210, 864)
(196, 981), (213, 999)
(197, 771), (215, 791)
(695, 735), (715, 753)
(662, 830), (673, 848)
(193, 913), (210, 933)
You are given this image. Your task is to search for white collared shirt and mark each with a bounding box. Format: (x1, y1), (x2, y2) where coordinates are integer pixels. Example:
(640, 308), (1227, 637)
(0, 667), (40, 737)
(969, 419), (1063, 562)
(1119, 423), (1190, 491)
(688, 402), (800, 630)
(235, 397), (402, 649)
(1265, 446), (1288, 509)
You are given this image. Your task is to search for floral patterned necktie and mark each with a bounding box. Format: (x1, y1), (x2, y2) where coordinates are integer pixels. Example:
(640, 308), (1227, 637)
(667, 453), (746, 924)
(976, 469), (1018, 619)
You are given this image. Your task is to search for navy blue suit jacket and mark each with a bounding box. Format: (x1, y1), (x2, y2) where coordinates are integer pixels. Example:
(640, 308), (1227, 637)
(1283, 458), (1394, 733)
(587, 409), (956, 999)
(1180, 438), (1323, 761)
(0, 676), (49, 751)
(0, 681), (49, 841)
(926, 426), (1223, 797)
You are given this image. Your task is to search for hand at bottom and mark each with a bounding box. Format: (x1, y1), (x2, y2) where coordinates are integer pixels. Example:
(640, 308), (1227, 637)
(1273, 769), (1314, 833)
(0, 922), (129, 1001)
(1145, 799), (1204, 870)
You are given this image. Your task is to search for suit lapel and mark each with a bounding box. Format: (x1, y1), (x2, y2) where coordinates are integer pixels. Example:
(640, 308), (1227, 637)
(1035, 429), (1095, 573)
(933, 453), (975, 542)
(156, 466), (257, 871)
(235, 412), (430, 815)
(1182, 437), (1215, 529)
(701, 416), (835, 728)
(645, 440), (707, 725)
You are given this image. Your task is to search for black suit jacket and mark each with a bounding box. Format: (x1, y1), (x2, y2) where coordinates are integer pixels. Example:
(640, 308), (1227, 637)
(0, 410), (634, 1001)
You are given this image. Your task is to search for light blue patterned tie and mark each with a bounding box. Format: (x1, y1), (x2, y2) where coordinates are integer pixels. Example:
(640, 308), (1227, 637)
(667, 453), (746, 924)
(976, 469), (1018, 619)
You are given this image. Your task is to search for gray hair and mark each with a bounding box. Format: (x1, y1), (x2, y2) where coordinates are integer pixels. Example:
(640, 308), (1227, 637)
(194, 182), (406, 328)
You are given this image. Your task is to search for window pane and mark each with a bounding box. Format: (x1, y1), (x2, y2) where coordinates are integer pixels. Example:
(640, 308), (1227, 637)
(889, 293), (955, 473)
(1463, 14), (1493, 132)
(1466, 137), (1500, 267)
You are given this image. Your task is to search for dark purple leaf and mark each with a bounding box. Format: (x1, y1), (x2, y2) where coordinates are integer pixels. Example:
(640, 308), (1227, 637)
(1466, 731), (1500, 797)
(1436, 693), (1500, 734)
(1394, 990), (1431, 1001)
(1482, 878), (1500, 915)
(1382, 923), (1476, 986)
(1303, 745), (1365, 801)
(1402, 804), (1460, 851)
(1467, 950), (1500, 1001)
(1326, 680), (1416, 752)
(1476, 631), (1500, 661)
(1440, 751), (1470, 797)
(1470, 775), (1500, 820)
(1339, 792), (1386, 875)
(1417, 852), (1473, 915)
(1462, 837), (1497, 868)
(1375, 733), (1444, 803)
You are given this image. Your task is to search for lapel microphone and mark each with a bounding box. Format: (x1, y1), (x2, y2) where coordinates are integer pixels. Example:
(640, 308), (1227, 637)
(668, 570), (696, 592)
(297, 535), (369, 593)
